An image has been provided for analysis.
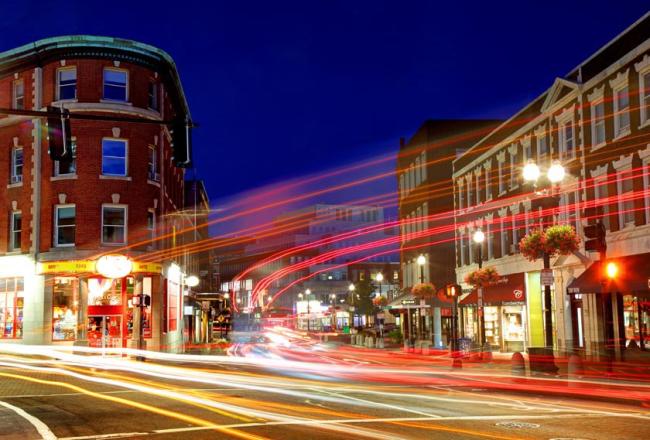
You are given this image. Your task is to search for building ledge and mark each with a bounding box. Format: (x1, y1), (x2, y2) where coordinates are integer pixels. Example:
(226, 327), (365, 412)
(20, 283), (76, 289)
(99, 175), (132, 181)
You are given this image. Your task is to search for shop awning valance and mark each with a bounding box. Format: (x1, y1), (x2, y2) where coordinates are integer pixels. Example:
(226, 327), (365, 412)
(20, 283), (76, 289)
(460, 272), (526, 306)
(567, 252), (650, 295)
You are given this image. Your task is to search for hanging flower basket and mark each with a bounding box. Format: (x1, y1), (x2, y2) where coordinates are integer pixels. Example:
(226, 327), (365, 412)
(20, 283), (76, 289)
(545, 224), (580, 256)
(411, 282), (436, 298)
(464, 267), (500, 288)
(519, 229), (547, 262)
(372, 295), (388, 307)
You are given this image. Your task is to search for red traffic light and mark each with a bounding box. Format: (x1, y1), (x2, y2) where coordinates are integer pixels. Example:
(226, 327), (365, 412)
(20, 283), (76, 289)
(446, 283), (461, 297)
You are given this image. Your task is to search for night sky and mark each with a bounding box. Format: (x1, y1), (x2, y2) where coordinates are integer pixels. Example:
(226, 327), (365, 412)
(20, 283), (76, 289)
(2, 1), (648, 232)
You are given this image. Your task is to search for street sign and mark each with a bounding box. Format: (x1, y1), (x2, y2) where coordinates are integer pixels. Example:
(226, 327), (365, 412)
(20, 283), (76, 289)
(401, 299), (416, 305)
(541, 269), (554, 286)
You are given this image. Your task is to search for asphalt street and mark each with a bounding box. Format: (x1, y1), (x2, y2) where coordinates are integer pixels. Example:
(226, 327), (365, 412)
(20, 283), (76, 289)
(0, 345), (649, 440)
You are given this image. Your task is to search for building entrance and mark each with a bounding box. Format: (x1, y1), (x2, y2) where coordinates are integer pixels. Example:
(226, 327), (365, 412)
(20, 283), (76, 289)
(88, 315), (123, 350)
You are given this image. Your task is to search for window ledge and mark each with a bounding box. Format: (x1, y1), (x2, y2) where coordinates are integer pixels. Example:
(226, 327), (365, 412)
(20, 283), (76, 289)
(53, 98), (78, 104)
(498, 191), (507, 197)
(52, 245), (75, 249)
(147, 179), (161, 187)
(7, 182), (23, 189)
(51, 174), (78, 181)
(5, 250), (22, 255)
(99, 175), (132, 181)
(99, 99), (132, 106)
(590, 142), (606, 152)
(613, 129), (631, 142)
(639, 120), (650, 130)
(101, 242), (128, 247)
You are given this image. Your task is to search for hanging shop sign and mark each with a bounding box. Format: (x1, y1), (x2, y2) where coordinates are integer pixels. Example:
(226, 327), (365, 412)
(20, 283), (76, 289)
(38, 260), (95, 274)
(96, 255), (133, 279)
(132, 262), (163, 274)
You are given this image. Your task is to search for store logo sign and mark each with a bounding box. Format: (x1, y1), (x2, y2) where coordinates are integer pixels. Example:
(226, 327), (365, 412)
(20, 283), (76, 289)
(513, 289), (523, 300)
(96, 255), (132, 279)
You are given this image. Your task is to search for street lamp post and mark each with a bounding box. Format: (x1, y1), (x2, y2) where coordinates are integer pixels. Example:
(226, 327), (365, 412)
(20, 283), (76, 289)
(305, 289), (312, 332)
(348, 283), (356, 330)
(375, 273), (384, 341)
(472, 229), (486, 349)
(417, 254), (426, 283)
(523, 160), (566, 349)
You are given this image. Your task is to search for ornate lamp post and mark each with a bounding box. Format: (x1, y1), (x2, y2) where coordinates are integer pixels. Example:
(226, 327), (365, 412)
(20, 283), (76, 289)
(523, 160), (566, 349)
(472, 229), (486, 348)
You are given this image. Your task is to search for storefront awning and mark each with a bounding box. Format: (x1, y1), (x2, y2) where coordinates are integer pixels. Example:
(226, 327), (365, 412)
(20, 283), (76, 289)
(460, 272), (526, 306)
(567, 253), (650, 296)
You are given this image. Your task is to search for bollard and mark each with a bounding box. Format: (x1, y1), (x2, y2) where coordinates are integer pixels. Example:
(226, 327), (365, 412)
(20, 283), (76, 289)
(481, 343), (493, 363)
(452, 358), (462, 369)
(422, 342), (431, 356)
(376, 338), (385, 349)
(414, 341), (422, 354)
(511, 352), (526, 376)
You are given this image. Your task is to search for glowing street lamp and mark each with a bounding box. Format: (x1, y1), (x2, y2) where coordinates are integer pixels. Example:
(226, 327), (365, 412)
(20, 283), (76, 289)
(472, 229), (486, 348)
(547, 161), (566, 183)
(417, 254), (426, 283)
(185, 275), (199, 287)
(606, 261), (619, 279)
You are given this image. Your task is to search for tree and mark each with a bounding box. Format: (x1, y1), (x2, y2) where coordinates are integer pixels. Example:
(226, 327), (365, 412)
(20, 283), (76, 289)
(354, 278), (376, 325)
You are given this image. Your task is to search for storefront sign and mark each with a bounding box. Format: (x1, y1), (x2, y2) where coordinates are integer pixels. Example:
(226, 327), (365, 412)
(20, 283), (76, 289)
(540, 269), (554, 286)
(132, 262), (163, 274)
(96, 255), (133, 279)
(38, 260), (95, 274)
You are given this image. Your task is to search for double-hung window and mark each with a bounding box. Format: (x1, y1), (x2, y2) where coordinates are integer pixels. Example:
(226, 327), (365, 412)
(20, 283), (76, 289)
(559, 120), (575, 160)
(57, 68), (77, 100)
(103, 69), (128, 101)
(594, 178), (610, 230)
(617, 170), (635, 228)
(591, 101), (606, 147)
(54, 205), (76, 247)
(537, 132), (548, 159)
(9, 211), (21, 251)
(54, 140), (77, 176)
(148, 81), (158, 110)
(147, 209), (156, 248)
(102, 205), (127, 245)
(498, 159), (505, 194)
(147, 144), (159, 181)
(613, 86), (631, 137)
(466, 177), (473, 208)
(640, 70), (650, 126)
(10, 148), (23, 184)
(12, 80), (24, 109)
(475, 174), (481, 205)
(102, 139), (127, 176)
(510, 147), (519, 188)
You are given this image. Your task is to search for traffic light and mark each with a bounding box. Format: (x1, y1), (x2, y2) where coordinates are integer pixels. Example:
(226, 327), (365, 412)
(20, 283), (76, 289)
(46, 106), (73, 162)
(171, 118), (192, 167)
(446, 283), (461, 298)
(584, 220), (606, 254)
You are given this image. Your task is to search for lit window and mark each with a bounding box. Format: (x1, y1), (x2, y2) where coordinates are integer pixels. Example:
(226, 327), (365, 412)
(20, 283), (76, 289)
(57, 68), (77, 100)
(510, 147), (519, 187)
(54, 140), (77, 176)
(475, 174), (481, 205)
(102, 205), (127, 244)
(617, 171), (635, 227)
(466, 177), (473, 207)
(10, 211), (21, 251)
(0, 277), (24, 339)
(13, 80), (24, 109)
(55, 205), (76, 247)
(560, 121), (575, 160)
(498, 160), (505, 194)
(52, 277), (79, 341)
(640, 71), (650, 125)
(537, 132), (548, 158)
(10, 148), (23, 184)
(591, 101), (606, 146)
(103, 69), (128, 101)
(102, 139), (127, 176)
(148, 81), (158, 110)
(613, 86), (630, 137)
(147, 144), (159, 181)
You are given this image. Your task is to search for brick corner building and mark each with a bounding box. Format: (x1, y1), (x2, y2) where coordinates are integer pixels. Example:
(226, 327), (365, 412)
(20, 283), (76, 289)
(0, 36), (199, 352)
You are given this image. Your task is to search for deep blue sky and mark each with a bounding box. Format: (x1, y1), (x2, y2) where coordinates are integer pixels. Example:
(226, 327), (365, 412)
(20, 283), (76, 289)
(3, 1), (648, 210)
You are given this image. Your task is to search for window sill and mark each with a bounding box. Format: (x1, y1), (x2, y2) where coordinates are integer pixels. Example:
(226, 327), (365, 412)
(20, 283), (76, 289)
(147, 179), (161, 187)
(590, 142), (606, 152)
(5, 250), (22, 255)
(101, 242), (128, 247)
(498, 191), (507, 197)
(52, 244), (75, 249)
(99, 99), (132, 106)
(613, 129), (631, 142)
(99, 175), (132, 181)
(52, 98), (78, 105)
(639, 119), (650, 130)
(51, 174), (78, 181)
(7, 182), (23, 189)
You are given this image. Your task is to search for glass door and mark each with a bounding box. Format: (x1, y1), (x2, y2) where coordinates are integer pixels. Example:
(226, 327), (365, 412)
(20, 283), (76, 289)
(88, 315), (123, 352)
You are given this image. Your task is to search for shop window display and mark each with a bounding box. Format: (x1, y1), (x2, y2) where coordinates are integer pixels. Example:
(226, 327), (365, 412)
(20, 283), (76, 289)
(0, 277), (24, 339)
(88, 278), (123, 305)
(52, 277), (79, 341)
(484, 306), (500, 347)
(502, 305), (525, 352)
(624, 295), (649, 349)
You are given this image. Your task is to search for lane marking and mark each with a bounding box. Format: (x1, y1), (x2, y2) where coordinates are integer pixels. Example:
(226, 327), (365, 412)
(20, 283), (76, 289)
(0, 387), (254, 399)
(57, 412), (633, 440)
(0, 400), (58, 440)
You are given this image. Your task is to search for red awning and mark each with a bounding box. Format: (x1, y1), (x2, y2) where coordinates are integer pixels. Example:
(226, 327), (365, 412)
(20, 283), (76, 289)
(460, 272), (526, 306)
(567, 253), (650, 295)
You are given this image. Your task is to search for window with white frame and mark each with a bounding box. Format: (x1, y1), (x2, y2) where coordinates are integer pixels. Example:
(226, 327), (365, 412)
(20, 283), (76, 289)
(102, 205), (127, 244)
(57, 68), (77, 100)
(466, 176), (473, 207)
(420, 151), (427, 181)
(467, 230), (474, 264)
(485, 164), (492, 200)
(591, 100), (606, 147)
(399, 174), (405, 198)
(12, 79), (24, 109)
(536, 130), (549, 159)
(500, 216), (509, 256)
(54, 140), (77, 176)
(486, 221), (493, 260)
(459, 230), (466, 266)
(510, 146), (519, 188)
(54, 205), (76, 247)
(640, 70), (650, 126)
(523, 138), (533, 162)
(457, 182), (464, 209)
(10, 148), (23, 184)
(422, 201), (428, 232)
(414, 157), (421, 186)
(103, 68), (128, 101)
(559, 119), (575, 160)
(610, 70), (631, 138)
(416, 206), (422, 234)
(101, 139), (127, 176)
(498, 158), (505, 194)
(617, 170), (635, 228)
(475, 172), (481, 205)
(559, 191), (580, 233)
(148, 81), (158, 110)
(9, 211), (21, 251)
(147, 209), (156, 247)
(593, 174), (610, 230)
(147, 144), (159, 182)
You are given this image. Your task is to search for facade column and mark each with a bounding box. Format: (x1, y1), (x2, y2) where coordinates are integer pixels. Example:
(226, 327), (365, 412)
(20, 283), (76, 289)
(130, 277), (143, 350)
(75, 277), (89, 346)
(23, 272), (47, 345)
(433, 307), (442, 348)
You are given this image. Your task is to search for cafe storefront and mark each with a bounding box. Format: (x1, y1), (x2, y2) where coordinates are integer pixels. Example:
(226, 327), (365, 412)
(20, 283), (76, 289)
(38, 256), (163, 348)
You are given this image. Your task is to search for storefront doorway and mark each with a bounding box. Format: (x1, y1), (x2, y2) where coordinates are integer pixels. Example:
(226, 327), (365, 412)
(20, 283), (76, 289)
(88, 315), (123, 350)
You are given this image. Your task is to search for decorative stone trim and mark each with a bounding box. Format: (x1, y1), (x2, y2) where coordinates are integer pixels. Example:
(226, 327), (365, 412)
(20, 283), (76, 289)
(496, 150), (506, 163)
(612, 152), (634, 170)
(589, 164), (608, 178)
(609, 68), (630, 90)
(634, 54), (650, 73)
(587, 84), (605, 102)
